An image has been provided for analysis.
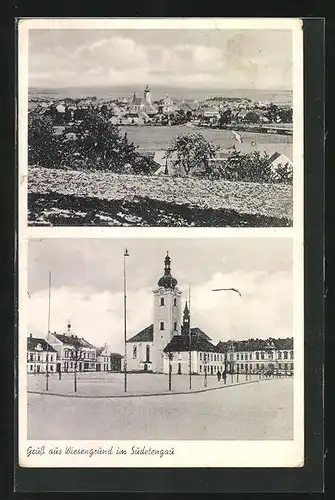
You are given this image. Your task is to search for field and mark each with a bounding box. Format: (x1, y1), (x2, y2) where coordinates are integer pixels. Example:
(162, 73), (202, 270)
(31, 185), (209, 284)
(122, 125), (293, 157)
(28, 167), (293, 227)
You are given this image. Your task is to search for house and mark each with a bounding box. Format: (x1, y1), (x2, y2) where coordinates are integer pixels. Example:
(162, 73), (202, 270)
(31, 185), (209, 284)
(216, 337), (294, 375)
(110, 353), (124, 372)
(27, 334), (57, 374)
(96, 344), (111, 372)
(47, 322), (97, 373)
(268, 151), (293, 171)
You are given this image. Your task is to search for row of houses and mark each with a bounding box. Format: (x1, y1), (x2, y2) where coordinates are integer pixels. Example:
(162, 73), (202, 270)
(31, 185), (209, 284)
(26, 330), (123, 374)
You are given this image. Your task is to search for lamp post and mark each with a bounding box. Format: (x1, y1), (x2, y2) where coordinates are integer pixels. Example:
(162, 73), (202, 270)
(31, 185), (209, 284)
(45, 271), (51, 391)
(123, 249), (129, 393)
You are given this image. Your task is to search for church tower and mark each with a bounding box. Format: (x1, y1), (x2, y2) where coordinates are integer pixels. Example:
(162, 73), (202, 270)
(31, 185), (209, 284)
(152, 252), (182, 372)
(144, 84), (152, 106)
(181, 301), (190, 336)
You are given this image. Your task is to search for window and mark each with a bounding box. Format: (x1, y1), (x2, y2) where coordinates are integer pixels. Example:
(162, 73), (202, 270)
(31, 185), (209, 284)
(50, 365), (53, 372)
(278, 362), (282, 369)
(29, 353), (33, 361)
(160, 322), (165, 331)
(290, 350), (294, 359)
(284, 351), (288, 359)
(214, 354), (216, 361)
(211, 354), (213, 361)
(241, 354), (244, 360)
(236, 353), (239, 360)
(146, 345), (150, 362)
(268, 352), (273, 359)
(256, 363), (259, 370)
(261, 363), (264, 370)
(237, 363), (239, 371)
(160, 297), (164, 306)
(278, 351), (282, 360)
(133, 346), (137, 359)
(174, 322), (177, 331)
(37, 354), (41, 361)
(173, 298), (177, 306)
(249, 363), (252, 370)
(290, 363), (294, 370)
(261, 352), (265, 360)
(256, 352), (259, 360)
(200, 352), (202, 360)
(249, 353), (252, 360)
(200, 365), (202, 372)
(284, 363), (288, 370)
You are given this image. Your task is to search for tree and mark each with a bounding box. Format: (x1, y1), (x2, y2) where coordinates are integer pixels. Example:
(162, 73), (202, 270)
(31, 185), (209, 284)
(164, 351), (174, 391)
(166, 133), (219, 176)
(224, 150), (272, 183)
(244, 110), (261, 124)
(28, 114), (60, 168)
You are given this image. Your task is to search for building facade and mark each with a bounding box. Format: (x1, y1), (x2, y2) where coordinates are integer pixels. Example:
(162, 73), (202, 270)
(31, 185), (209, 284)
(216, 338), (294, 375)
(27, 334), (57, 374)
(96, 344), (112, 371)
(47, 322), (97, 373)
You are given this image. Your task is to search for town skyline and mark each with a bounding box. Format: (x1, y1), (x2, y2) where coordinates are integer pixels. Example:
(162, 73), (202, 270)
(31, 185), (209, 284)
(29, 29), (293, 90)
(28, 238), (293, 352)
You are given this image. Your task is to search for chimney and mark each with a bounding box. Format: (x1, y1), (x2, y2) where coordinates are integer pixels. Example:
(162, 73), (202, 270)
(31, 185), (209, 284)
(29, 333), (32, 338)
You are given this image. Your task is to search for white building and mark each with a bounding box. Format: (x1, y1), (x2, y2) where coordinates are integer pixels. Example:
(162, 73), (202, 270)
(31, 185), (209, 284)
(47, 322), (97, 373)
(27, 334), (57, 374)
(96, 344), (112, 372)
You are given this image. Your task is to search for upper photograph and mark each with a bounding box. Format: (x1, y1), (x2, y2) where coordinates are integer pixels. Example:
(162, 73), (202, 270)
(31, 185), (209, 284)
(22, 20), (300, 227)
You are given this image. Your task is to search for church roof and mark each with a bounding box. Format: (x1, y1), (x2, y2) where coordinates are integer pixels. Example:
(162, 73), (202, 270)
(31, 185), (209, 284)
(164, 333), (217, 353)
(127, 324), (153, 343)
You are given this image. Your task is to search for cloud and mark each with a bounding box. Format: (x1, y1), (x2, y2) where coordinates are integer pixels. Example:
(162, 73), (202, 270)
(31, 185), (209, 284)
(27, 268), (293, 354)
(28, 32), (292, 89)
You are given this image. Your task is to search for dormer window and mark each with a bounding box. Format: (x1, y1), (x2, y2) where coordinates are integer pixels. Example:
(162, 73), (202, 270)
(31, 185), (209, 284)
(160, 298), (164, 306)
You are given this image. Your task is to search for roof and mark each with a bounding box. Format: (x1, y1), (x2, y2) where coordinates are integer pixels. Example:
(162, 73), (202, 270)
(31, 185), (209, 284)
(53, 333), (96, 349)
(216, 337), (293, 352)
(187, 327), (212, 341)
(27, 336), (57, 353)
(127, 324), (153, 343)
(268, 152), (292, 165)
(164, 334), (217, 353)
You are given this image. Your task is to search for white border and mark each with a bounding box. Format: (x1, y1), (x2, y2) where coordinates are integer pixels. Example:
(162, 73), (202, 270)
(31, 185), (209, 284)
(18, 17), (304, 469)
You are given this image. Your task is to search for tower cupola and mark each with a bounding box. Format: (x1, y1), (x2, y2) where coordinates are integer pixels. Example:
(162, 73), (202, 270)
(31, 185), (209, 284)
(158, 252), (178, 289)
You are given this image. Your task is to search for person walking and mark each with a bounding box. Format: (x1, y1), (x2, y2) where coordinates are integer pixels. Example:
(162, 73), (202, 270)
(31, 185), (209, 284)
(217, 370), (221, 383)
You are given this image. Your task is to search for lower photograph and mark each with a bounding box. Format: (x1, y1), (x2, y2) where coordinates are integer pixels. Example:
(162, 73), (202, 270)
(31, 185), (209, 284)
(19, 236), (303, 468)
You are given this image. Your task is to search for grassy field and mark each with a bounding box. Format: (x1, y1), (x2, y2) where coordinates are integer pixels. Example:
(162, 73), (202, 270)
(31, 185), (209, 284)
(28, 166), (293, 227)
(123, 125), (293, 157)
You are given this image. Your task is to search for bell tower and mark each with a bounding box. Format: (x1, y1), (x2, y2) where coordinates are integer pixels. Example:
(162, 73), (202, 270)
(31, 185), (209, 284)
(181, 301), (190, 336)
(144, 84), (152, 106)
(152, 252), (182, 373)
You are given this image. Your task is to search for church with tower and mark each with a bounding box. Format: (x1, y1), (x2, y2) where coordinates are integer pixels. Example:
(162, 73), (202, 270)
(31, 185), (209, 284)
(126, 252), (225, 375)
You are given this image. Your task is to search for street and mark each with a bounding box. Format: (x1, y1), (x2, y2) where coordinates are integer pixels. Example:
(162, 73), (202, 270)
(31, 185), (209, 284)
(27, 378), (293, 441)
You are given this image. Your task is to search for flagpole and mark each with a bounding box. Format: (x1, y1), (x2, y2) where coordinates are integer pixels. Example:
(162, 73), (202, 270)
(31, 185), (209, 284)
(45, 270), (51, 391)
(123, 249), (129, 393)
(188, 284), (192, 390)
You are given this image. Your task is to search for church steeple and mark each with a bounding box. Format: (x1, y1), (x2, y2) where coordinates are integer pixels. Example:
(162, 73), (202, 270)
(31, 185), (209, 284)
(158, 252), (178, 289)
(182, 300), (190, 335)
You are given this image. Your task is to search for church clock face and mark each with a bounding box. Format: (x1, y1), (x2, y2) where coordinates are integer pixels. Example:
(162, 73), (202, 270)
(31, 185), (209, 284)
(159, 287), (165, 294)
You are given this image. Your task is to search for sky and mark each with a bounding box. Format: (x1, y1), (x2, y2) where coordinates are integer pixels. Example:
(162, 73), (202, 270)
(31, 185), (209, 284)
(28, 29), (292, 90)
(27, 237), (293, 353)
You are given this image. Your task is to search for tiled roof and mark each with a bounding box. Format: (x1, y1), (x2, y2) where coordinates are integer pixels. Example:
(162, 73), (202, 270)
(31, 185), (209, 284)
(164, 334), (217, 353)
(53, 333), (96, 349)
(127, 324), (153, 343)
(27, 336), (57, 353)
(216, 337), (293, 352)
(181, 326), (212, 341)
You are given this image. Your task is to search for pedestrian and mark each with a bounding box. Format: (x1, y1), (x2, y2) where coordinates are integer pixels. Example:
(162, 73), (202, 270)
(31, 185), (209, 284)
(222, 370), (227, 384)
(217, 370), (221, 383)
(58, 368), (62, 380)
